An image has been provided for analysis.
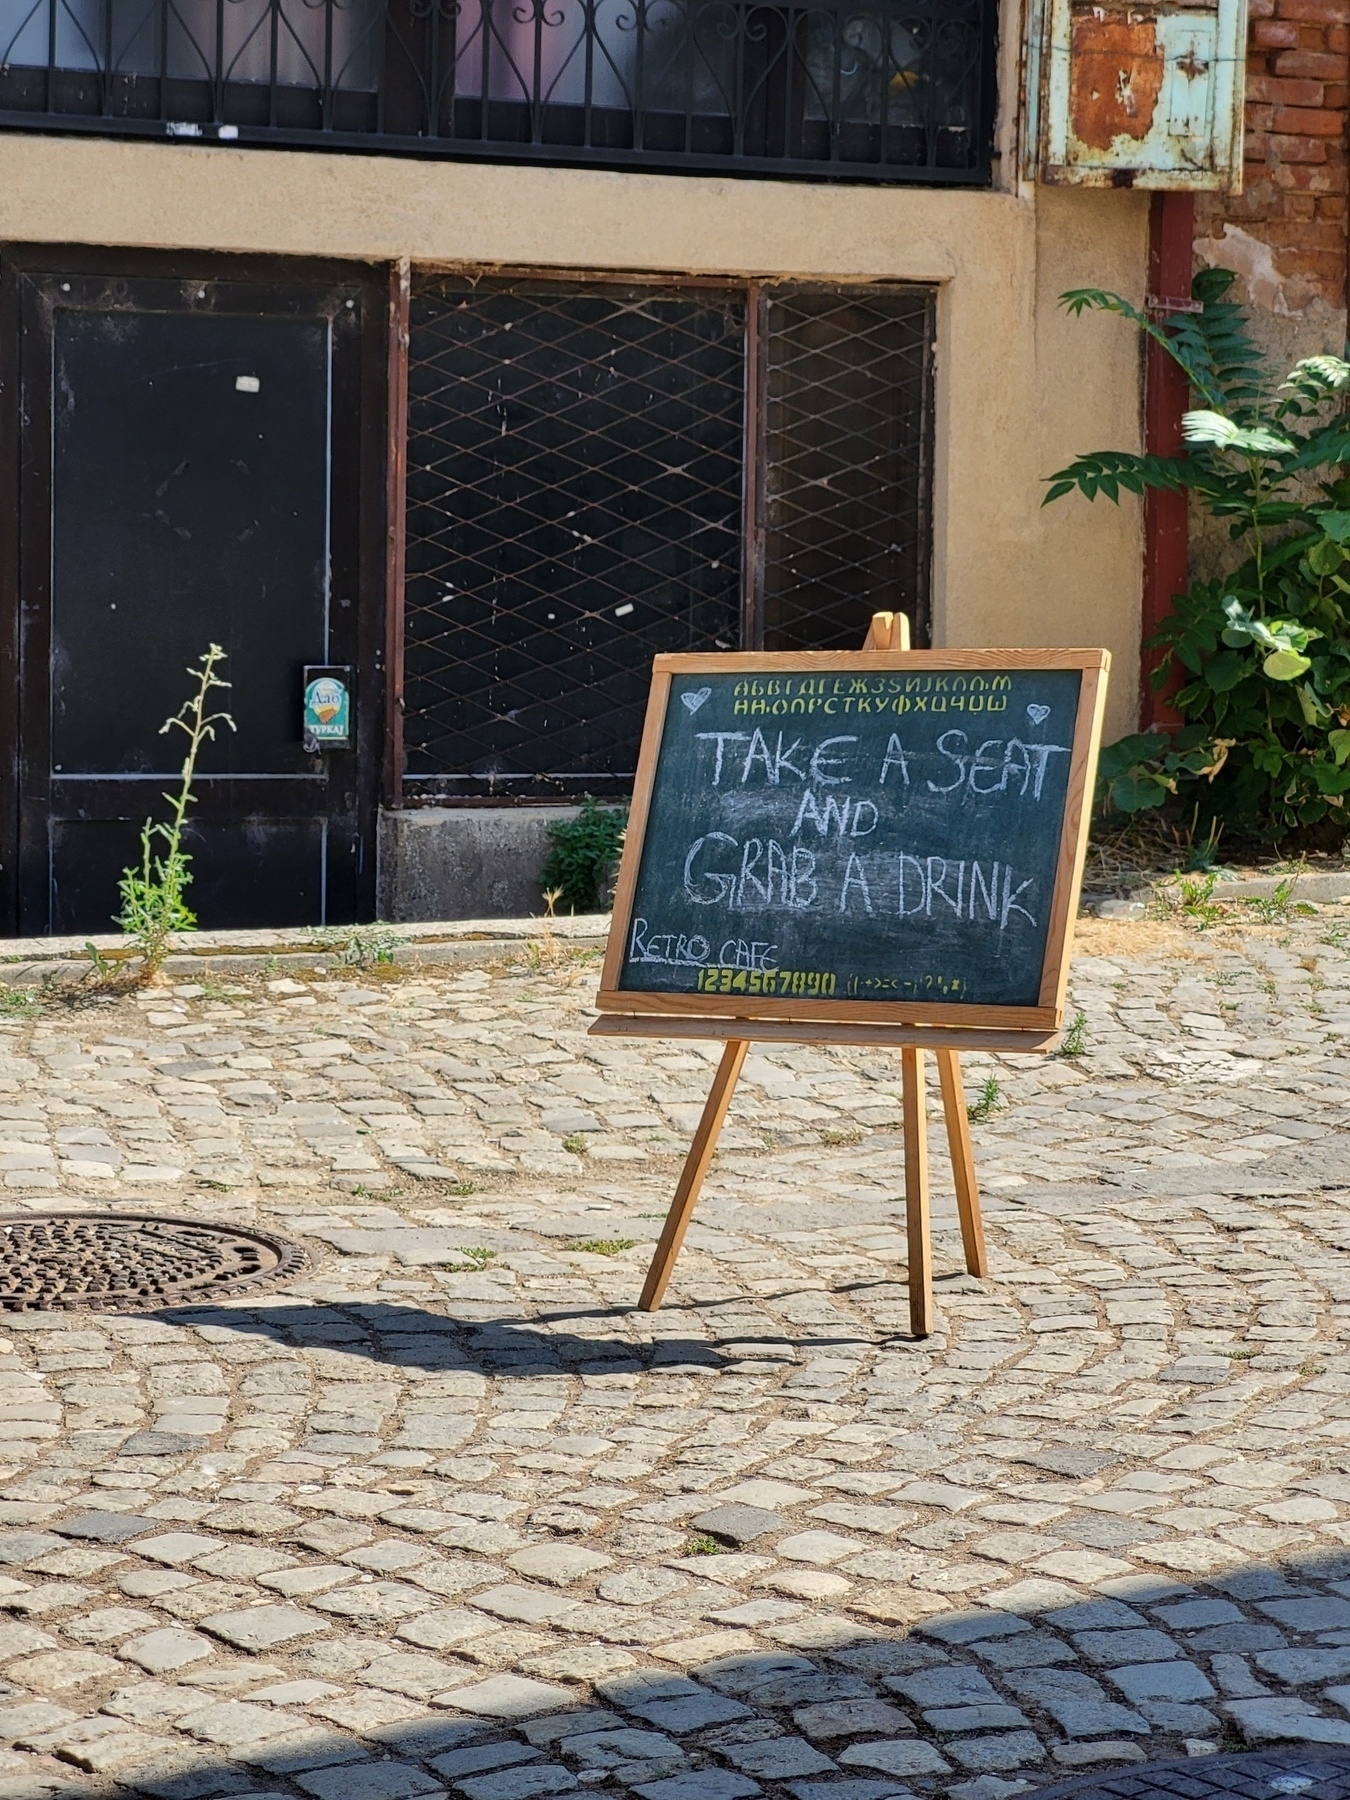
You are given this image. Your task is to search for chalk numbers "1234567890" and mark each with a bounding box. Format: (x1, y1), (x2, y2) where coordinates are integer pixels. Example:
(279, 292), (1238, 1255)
(695, 967), (838, 996)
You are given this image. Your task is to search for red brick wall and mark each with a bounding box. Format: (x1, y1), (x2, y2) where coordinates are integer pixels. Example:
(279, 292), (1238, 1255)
(1195, 0), (1349, 311)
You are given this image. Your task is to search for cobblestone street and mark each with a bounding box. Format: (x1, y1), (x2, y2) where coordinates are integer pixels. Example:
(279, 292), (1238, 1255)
(6, 909), (1350, 1800)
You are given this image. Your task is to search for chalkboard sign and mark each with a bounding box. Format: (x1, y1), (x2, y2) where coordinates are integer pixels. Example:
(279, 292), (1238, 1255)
(598, 649), (1109, 1034)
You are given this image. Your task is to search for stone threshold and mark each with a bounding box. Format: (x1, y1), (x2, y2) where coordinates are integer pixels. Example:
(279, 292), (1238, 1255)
(0, 913), (611, 981)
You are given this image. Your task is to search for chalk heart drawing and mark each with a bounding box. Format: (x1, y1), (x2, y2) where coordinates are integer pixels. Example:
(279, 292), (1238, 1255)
(1026, 703), (1051, 727)
(682, 687), (713, 716)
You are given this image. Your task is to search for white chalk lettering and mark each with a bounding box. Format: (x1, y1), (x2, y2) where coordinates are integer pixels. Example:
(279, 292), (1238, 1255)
(741, 730), (775, 785)
(737, 838), (770, 906)
(809, 735), (857, 785)
(928, 729), (969, 794)
(684, 834), (818, 912)
(898, 852), (927, 916)
(771, 734), (807, 783)
(970, 736), (1071, 797)
(717, 938), (779, 971)
(879, 733), (911, 786)
(878, 855), (1036, 931)
(790, 846), (818, 910)
(839, 854), (874, 916)
(968, 737), (1005, 794)
(926, 856), (964, 917)
(1001, 866), (1037, 929)
(628, 917), (712, 966)
(791, 790), (827, 837)
(767, 838), (789, 901)
(683, 833), (738, 904)
(791, 791), (857, 838)
(969, 861), (1000, 921)
(1025, 740), (1072, 799)
(696, 732), (750, 786)
(734, 729), (813, 785)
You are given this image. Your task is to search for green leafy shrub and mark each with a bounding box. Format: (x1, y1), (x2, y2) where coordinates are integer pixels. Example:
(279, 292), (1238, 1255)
(1046, 269), (1350, 843)
(539, 797), (627, 913)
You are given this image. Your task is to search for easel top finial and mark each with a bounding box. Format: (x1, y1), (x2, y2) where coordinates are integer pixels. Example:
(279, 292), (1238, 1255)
(864, 611), (911, 652)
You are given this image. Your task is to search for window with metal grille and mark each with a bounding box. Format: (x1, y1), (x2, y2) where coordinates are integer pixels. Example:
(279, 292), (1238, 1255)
(402, 274), (934, 800)
(760, 285), (934, 652)
(0, 0), (997, 185)
(404, 278), (746, 798)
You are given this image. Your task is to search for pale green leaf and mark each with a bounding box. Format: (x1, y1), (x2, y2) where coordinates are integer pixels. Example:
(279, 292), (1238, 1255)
(1263, 648), (1313, 680)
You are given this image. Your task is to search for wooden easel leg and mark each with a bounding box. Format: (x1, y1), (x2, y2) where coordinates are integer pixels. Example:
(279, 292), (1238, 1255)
(936, 1048), (988, 1279)
(901, 1046), (933, 1338)
(638, 1037), (749, 1312)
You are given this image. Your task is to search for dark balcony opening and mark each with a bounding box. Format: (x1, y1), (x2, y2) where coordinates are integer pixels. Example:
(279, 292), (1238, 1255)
(0, 0), (995, 181)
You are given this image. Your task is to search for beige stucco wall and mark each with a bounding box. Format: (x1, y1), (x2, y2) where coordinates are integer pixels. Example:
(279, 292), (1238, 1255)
(0, 134), (1148, 739)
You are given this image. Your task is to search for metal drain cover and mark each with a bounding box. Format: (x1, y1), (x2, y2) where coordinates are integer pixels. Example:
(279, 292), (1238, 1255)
(0, 1211), (308, 1311)
(1028, 1751), (1350, 1800)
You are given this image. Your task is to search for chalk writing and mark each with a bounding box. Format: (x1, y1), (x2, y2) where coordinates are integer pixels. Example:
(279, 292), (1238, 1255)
(696, 967), (838, 996)
(693, 727), (1069, 797)
(618, 664), (1085, 1010)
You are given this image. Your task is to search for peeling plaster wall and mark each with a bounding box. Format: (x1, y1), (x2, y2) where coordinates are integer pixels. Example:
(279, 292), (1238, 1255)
(1188, 0), (1348, 587)
(1190, 223), (1348, 585)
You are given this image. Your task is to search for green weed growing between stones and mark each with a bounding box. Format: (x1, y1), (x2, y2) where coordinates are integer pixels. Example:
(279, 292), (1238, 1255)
(566, 1237), (636, 1256)
(1058, 1011), (1089, 1057)
(967, 1076), (1006, 1121)
(118, 644), (234, 983)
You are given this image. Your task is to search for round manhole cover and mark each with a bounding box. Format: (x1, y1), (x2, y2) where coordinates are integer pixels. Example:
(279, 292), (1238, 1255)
(0, 1211), (308, 1311)
(1027, 1751), (1350, 1800)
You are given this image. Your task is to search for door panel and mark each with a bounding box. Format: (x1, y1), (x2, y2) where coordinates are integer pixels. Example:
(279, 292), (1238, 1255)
(0, 251), (384, 936)
(50, 817), (327, 935)
(52, 309), (330, 777)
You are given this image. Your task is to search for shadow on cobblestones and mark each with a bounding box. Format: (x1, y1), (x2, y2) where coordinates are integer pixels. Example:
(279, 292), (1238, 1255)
(1029, 1747), (1350, 1800)
(152, 1303), (737, 1374)
(14, 1567), (1350, 1800)
(152, 1301), (898, 1371)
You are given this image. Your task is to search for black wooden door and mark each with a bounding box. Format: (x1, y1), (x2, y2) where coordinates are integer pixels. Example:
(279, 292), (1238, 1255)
(0, 252), (385, 935)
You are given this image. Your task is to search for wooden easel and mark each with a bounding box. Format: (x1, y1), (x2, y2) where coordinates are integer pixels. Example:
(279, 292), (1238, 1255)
(632, 613), (988, 1339)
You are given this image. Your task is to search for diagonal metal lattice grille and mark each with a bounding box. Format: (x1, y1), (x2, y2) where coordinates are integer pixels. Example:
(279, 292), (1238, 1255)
(403, 274), (936, 795)
(761, 284), (934, 651)
(404, 278), (746, 797)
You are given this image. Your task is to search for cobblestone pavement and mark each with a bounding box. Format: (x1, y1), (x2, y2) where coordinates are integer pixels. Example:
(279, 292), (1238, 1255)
(8, 911), (1350, 1800)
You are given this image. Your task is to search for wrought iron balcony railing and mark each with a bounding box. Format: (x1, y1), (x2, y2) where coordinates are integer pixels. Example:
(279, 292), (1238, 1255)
(0, 0), (995, 180)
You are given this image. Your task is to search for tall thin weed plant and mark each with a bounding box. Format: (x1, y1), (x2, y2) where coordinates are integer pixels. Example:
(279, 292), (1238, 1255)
(118, 645), (235, 982)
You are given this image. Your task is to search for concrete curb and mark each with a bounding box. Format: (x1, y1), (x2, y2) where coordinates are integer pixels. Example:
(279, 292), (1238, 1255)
(0, 915), (611, 984)
(1082, 868), (1350, 919)
(1194, 871), (1350, 901)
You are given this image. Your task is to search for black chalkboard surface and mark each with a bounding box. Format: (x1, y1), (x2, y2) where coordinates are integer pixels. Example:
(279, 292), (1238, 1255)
(598, 650), (1109, 1033)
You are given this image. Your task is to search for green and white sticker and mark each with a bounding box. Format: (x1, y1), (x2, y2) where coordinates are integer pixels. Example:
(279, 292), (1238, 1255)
(304, 674), (350, 746)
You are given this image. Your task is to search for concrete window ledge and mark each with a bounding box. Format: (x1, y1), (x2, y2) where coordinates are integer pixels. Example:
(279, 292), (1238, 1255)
(379, 805), (591, 923)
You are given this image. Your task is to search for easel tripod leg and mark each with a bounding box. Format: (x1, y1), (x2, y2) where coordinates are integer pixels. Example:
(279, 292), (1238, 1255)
(638, 1037), (749, 1312)
(936, 1048), (988, 1279)
(901, 1045), (933, 1338)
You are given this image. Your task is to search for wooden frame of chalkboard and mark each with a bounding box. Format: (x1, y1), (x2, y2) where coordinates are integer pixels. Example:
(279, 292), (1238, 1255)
(597, 647), (1110, 1036)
